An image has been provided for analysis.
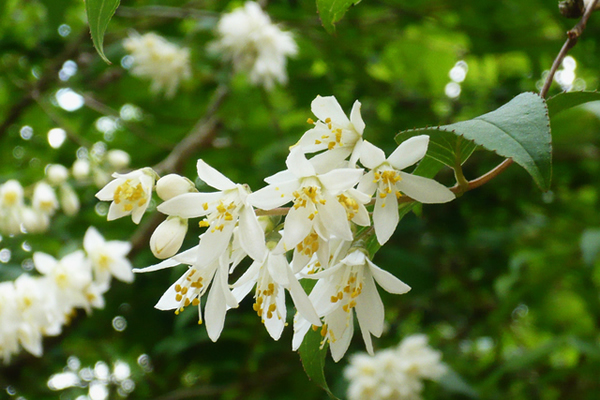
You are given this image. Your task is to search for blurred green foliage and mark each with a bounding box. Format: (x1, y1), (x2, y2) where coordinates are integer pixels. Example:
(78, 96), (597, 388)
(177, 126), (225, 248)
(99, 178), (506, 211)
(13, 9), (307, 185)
(1, 0), (600, 399)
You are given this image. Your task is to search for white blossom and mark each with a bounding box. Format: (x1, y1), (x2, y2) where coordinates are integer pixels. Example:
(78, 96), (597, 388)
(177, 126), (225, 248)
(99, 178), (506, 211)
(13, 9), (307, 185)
(150, 216), (188, 259)
(83, 226), (134, 285)
(156, 174), (196, 201)
(72, 159), (91, 181)
(358, 137), (455, 245)
(46, 164), (69, 185)
(32, 182), (59, 215)
(123, 32), (191, 98)
(213, 1), (297, 89)
(95, 167), (157, 224)
(106, 149), (131, 170)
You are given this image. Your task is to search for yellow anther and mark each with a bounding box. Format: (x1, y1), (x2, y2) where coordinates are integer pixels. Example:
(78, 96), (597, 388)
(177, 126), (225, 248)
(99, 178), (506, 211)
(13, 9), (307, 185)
(199, 220), (210, 228)
(175, 284), (182, 292)
(192, 298), (200, 306)
(202, 203), (208, 210)
(307, 118), (315, 124)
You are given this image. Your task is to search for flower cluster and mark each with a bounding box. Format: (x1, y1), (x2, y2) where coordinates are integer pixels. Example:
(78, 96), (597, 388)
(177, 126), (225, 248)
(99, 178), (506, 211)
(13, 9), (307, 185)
(212, 1), (297, 90)
(97, 95), (455, 360)
(344, 334), (447, 400)
(0, 146), (131, 237)
(0, 227), (133, 364)
(123, 32), (191, 98)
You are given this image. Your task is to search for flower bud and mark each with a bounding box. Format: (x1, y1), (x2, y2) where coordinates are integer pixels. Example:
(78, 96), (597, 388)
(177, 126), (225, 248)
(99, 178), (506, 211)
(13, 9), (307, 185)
(72, 159), (91, 181)
(46, 164), (69, 185)
(150, 216), (188, 259)
(32, 182), (58, 215)
(107, 149), (131, 170)
(0, 180), (24, 207)
(60, 184), (80, 216)
(156, 174), (197, 201)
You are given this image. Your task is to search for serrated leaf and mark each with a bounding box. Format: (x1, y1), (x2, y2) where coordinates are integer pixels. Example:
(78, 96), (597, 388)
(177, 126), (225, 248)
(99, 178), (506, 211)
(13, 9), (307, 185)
(546, 91), (600, 118)
(86, 0), (121, 64)
(316, 0), (361, 34)
(400, 93), (551, 190)
(298, 328), (339, 399)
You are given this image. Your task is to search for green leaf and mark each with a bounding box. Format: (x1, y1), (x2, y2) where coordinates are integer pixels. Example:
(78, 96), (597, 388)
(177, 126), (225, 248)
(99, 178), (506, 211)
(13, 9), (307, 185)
(580, 228), (600, 266)
(401, 92), (552, 190)
(298, 328), (339, 399)
(438, 368), (479, 398)
(316, 0), (361, 34)
(85, 0), (121, 64)
(546, 91), (600, 118)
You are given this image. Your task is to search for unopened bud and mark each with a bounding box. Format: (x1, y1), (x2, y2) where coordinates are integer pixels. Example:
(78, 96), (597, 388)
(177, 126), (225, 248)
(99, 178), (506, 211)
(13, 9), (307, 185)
(46, 164), (69, 185)
(150, 216), (188, 259)
(156, 174), (196, 201)
(107, 149), (131, 170)
(60, 184), (80, 216)
(72, 159), (91, 181)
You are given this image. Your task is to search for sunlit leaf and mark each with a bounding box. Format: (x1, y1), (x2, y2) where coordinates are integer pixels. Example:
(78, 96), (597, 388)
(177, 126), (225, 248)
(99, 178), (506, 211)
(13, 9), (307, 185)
(316, 0), (361, 33)
(546, 91), (600, 118)
(85, 0), (120, 64)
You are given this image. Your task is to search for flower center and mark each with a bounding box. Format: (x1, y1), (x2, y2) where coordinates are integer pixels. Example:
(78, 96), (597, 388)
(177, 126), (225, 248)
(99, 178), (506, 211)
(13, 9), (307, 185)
(373, 168), (402, 200)
(296, 232), (319, 256)
(173, 268), (204, 322)
(198, 200), (237, 232)
(113, 180), (147, 212)
(252, 268), (281, 322)
(338, 193), (359, 220)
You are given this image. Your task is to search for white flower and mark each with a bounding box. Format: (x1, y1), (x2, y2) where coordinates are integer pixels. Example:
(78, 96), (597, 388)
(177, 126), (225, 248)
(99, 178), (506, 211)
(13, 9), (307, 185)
(33, 250), (94, 313)
(83, 226), (134, 285)
(213, 1), (297, 89)
(249, 147), (363, 252)
(135, 244), (240, 342)
(293, 248), (411, 361)
(123, 32), (191, 98)
(158, 160), (265, 267)
(232, 241), (321, 340)
(296, 96), (366, 168)
(0, 180), (24, 208)
(46, 164), (69, 185)
(95, 167), (157, 224)
(150, 216), (188, 259)
(358, 137), (455, 245)
(21, 207), (50, 234)
(32, 182), (58, 215)
(344, 334), (447, 400)
(0, 180), (24, 235)
(156, 174), (196, 201)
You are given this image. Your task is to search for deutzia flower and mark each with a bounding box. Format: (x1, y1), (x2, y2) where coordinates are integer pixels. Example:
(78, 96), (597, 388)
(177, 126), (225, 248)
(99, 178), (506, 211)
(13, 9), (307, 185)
(213, 1), (297, 89)
(150, 216), (188, 259)
(293, 247), (411, 361)
(32, 182), (58, 216)
(296, 95), (366, 168)
(232, 241), (321, 340)
(0, 180), (25, 235)
(83, 226), (134, 285)
(95, 167), (157, 224)
(123, 32), (191, 98)
(358, 137), (455, 245)
(135, 240), (243, 342)
(249, 147), (363, 253)
(158, 160), (265, 267)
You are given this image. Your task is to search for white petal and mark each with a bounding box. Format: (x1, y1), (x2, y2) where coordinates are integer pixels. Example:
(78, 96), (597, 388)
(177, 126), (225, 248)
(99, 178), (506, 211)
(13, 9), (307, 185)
(133, 256), (182, 273)
(106, 241), (132, 257)
(155, 280), (182, 310)
(109, 258), (134, 283)
(95, 179), (120, 201)
(205, 273), (228, 342)
(287, 267), (320, 326)
(33, 252), (56, 274)
(373, 191), (399, 245)
(311, 95), (350, 127)
(357, 171), (377, 196)
(296, 125), (329, 153)
(292, 315), (312, 351)
(267, 253), (290, 287)
(318, 168), (363, 195)
(397, 173), (456, 204)
(248, 181), (297, 210)
(196, 221), (236, 269)
(388, 135), (429, 170)
(131, 200), (150, 224)
(309, 147), (352, 174)
(238, 206), (266, 262)
(157, 192), (223, 218)
(263, 290), (286, 340)
(367, 259), (411, 295)
(264, 169), (295, 185)
(83, 226), (104, 252)
(282, 206), (314, 250)
(356, 312), (375, 356)
(317, 198), (353, 241)
(197, 159), (236, 191)
(232, 259), (261, 288)
(359, 141), (386, 170)
(356, 273), (384, 336)
(349, 100), (365, 135)
(286, 146), (315, 178)
(330, 312), (353, 362)
(107, 202), (130, 221)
